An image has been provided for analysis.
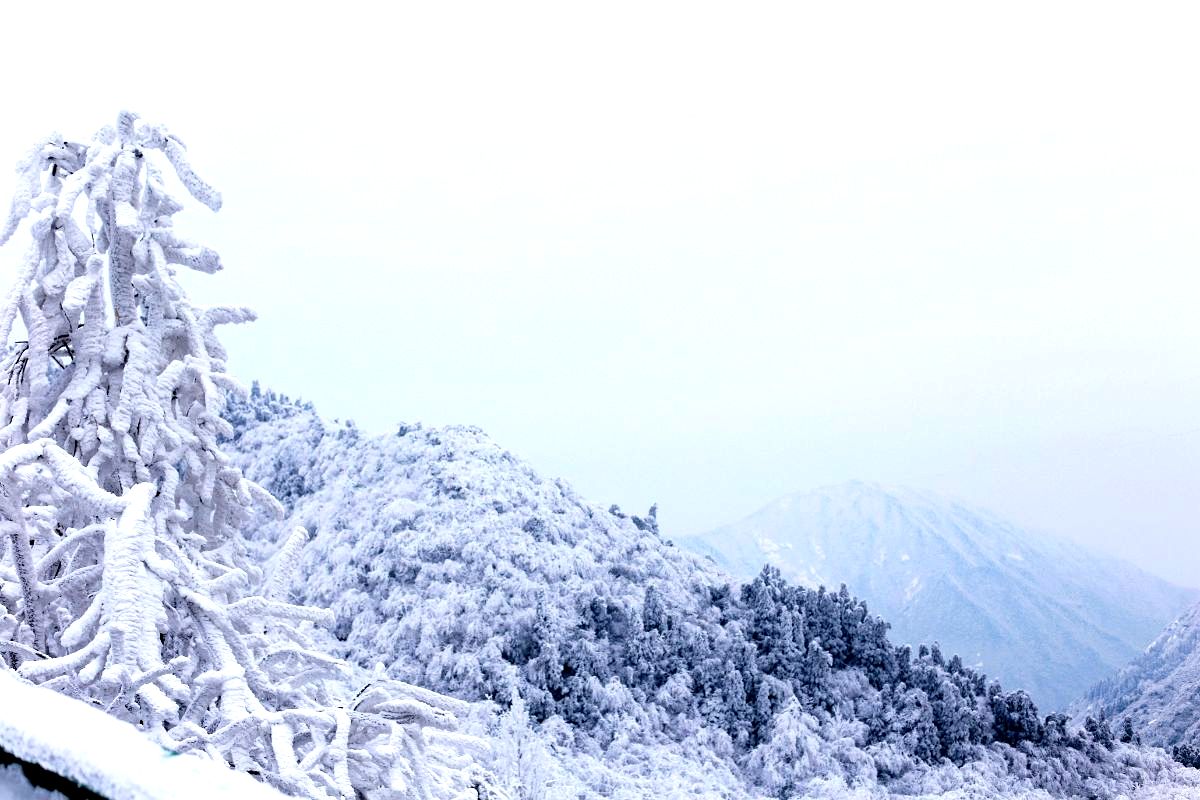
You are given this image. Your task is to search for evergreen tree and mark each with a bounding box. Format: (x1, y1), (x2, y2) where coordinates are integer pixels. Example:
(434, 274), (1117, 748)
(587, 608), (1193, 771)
(1084, 711), (1115, 749)
(1173, 742), (1200, 769)
(493, 688), (557, 800)
(721, 663), (752, 742)
(1119, 716), (1139, 745)
(743, 566), (803, 678)
(799, 639), (833, 709)
(992, 690), (1042, 747)
(931, 675), (972, 761)
(746, 698), (835, 797)
(890, 684), (940, 762)
(641, 585), (667, 633)
(1043, 713), (1073, 748)
(630, 503), (658, 535)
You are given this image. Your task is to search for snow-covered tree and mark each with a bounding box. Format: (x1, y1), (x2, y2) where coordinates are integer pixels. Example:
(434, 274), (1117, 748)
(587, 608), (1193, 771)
(1120, 716), (1141, 745)
(491, 688), (557, 800)
(746, 698), (837, 796)
(0, 113), (487, 798)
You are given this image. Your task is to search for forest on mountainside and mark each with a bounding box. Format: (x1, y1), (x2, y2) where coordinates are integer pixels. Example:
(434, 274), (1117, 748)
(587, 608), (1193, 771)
(226, 387), (1200, 799)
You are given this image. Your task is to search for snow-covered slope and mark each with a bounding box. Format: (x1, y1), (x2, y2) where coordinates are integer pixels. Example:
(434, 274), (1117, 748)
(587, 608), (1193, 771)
(676, 481), (1196, 710)
(218, 389), (1200, 798)
(225, 391), (758, 798)
(1073, 601), (1200, 748)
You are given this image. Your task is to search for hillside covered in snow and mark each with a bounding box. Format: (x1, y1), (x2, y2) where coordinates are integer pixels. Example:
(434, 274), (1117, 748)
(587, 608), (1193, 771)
(3, 113), (1199, 800)
(677, 482), (1196, 710)
(221, 388), (1200, 798)
(1073, 600), (1200, 750)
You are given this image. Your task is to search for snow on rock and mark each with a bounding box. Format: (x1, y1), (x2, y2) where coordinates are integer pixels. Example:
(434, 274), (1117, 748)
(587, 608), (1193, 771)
(0, 670), (283, 799)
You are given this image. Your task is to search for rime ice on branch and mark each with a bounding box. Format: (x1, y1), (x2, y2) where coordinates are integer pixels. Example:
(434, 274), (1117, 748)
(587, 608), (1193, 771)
(0, 113), (487, 799)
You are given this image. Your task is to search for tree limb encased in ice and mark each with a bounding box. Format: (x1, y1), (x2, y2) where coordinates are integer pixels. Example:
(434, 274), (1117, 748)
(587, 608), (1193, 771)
(0, 113), (490, 799)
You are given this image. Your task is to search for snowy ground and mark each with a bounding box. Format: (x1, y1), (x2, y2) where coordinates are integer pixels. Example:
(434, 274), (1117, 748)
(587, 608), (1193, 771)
(0, 671), (282, 799)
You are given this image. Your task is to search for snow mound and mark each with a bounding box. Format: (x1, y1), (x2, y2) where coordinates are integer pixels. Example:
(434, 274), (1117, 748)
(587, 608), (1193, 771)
(0, 671), (283, 799)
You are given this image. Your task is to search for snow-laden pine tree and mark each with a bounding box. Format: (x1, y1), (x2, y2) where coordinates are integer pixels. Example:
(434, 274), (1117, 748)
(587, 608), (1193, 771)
(0, 113), (489, 799)
(491, 688), (557, 800)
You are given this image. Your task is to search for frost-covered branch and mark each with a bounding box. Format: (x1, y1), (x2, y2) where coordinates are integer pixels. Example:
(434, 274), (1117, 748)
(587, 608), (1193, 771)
(0, 113), (492, 799)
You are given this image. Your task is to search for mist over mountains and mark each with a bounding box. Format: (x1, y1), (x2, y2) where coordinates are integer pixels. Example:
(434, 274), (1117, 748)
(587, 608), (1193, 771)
(677, 482), (1197, 710)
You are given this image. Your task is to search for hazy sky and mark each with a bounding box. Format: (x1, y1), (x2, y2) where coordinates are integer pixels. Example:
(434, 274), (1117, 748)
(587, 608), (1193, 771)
(1, 3), (1197, 585)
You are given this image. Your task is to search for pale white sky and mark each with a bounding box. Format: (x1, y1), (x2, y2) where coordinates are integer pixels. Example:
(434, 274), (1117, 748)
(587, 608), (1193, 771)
(1, 2), (1197, 584)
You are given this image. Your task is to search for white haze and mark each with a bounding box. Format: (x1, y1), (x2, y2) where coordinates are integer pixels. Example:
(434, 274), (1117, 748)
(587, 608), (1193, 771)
(0, 1), (1196, 585)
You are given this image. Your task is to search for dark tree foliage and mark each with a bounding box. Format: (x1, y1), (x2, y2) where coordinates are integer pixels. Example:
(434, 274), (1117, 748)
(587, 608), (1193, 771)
(225, 388), (1186, 798)
(992, 690), (1042, 747)
(1084, 712), (1115, 750)
(1119, 716), (1140, 746)
(631, 504), (659, 535)
(1174, 742), (1200, 769)
(1043, 713), (1076, 748)
(500, 564), (1070, 764)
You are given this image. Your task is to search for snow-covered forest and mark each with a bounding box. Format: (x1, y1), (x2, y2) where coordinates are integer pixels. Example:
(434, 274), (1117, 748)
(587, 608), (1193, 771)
(1, 115), (1199, 799)
(677, 483), (1196, 711)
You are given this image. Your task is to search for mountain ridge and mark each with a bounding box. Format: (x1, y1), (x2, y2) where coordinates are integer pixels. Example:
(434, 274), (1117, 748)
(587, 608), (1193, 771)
(1072, 600), (1200, 748)
(214, 387), (1200, 798)
(676, 480), (1197, 710)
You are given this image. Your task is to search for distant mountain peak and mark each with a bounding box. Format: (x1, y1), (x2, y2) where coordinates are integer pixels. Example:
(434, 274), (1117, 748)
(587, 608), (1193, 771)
(679, 482), (1197, 709)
